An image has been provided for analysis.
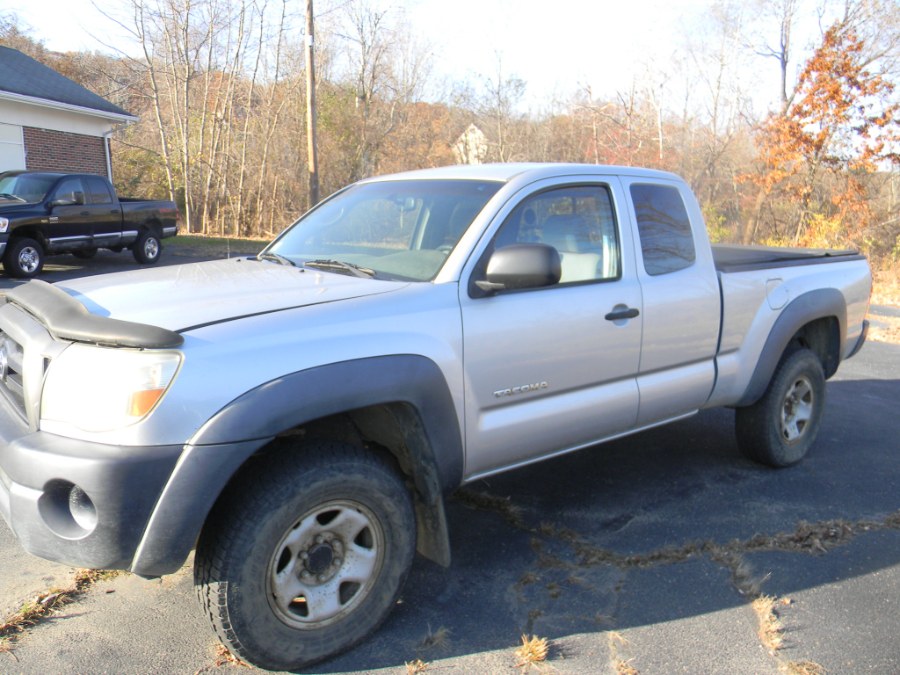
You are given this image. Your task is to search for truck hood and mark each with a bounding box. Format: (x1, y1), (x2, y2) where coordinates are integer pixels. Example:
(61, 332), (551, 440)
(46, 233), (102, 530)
(58, 258), (408, 332)
(0, 202), (36, 214)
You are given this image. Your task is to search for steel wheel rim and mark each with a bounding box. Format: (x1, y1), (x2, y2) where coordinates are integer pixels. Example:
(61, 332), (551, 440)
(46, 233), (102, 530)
(266, 499), (385, 629)
(143, 237), (159, 259)
(18, 246), (40, 273)
(780, 375), (814, 443)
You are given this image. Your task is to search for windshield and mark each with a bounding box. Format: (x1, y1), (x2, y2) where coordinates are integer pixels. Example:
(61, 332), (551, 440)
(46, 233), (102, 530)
(0, 174), (57, 204)
(265, 179), (502, 281)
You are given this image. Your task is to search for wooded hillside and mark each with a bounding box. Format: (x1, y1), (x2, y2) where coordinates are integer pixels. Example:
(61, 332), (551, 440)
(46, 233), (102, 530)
(3, 0), (899, 264)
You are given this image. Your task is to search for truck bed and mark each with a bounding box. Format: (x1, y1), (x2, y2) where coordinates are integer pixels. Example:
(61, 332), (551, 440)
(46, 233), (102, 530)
(712, 244), (865, 273)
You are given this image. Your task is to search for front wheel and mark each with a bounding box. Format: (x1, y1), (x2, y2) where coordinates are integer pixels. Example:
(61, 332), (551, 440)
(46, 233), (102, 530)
(735, 348), (826, 467)
(133, 230), (161, 264)
(194, 442), (415, 671)
(3, 237), (44, 278)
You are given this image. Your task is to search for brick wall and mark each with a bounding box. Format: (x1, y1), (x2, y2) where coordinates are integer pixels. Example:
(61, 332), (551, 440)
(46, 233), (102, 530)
(22, 127), (109, 177)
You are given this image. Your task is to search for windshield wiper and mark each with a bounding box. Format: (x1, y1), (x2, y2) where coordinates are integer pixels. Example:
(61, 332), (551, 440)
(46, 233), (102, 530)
(257, 251), (296, 267)
(0, 193), (25, 202)
(304, 259), (376, 278)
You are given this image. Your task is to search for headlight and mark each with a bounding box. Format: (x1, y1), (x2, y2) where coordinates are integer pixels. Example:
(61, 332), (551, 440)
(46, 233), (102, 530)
(0, 217), (8, 233)
(41, 344), (181, 433)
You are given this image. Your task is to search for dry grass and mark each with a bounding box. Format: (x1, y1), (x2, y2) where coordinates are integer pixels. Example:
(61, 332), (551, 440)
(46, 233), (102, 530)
(456, 489), (528, 530)
(0, 569), (122, 652)
(614, 659), (640, 675)
(417, 625), (451, 652)
(209, 644), (250, 669)
(868, 314), (900, 343)
(607, 632), (638, 674)
(871, 268), (900, 307)
(515, 634), (550, 669)
(405, 658), (429, 674)
(781, 660), (826, 675)
(752, 595), (790, 653)
(867, 268), (900, 344)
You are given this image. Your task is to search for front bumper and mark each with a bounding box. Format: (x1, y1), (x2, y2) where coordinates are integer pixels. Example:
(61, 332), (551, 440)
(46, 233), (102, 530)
(0, 403), (182, 571)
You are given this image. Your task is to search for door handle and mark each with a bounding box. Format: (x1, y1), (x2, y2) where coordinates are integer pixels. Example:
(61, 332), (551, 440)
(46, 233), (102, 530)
(605, 306), (640, 321)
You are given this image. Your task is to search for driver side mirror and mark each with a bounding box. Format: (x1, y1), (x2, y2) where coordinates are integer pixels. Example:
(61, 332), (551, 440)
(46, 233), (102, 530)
(474, 243), (561, 295)
(50, 191), (85, 207)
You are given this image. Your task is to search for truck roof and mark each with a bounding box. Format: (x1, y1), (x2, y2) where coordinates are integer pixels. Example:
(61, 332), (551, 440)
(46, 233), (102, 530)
(361, 163), (683, 184)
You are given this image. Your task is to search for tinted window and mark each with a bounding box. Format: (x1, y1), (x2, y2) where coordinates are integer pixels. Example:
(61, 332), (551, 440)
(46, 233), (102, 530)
(631, 184), (696, 276)
(86, 176), (113, 204)
(0, 174), (56, 203)
(54, 177), (85, 205)
(492, 185), (620, 284)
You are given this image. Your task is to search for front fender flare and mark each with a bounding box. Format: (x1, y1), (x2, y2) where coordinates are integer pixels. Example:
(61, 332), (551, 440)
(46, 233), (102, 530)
(130, 355), (463, 576)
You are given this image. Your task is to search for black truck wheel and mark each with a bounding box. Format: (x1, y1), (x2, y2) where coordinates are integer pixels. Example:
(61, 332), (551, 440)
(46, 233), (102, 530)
(133, 230), (161, 264)
(3, 237), (45, 278)
(735, 348), (826, 467)
(194, 442), (415, 671)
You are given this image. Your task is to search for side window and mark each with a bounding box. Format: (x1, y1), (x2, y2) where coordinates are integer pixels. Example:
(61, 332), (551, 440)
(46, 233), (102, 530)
(86, 176), (113, 205)
(53, 177), (85, 205)
(493, 185), (620, 284)
(630, 183), (696, 276)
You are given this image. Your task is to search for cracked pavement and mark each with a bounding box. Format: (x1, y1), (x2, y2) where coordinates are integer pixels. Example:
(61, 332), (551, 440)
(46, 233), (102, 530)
(1, 250), (898, 673)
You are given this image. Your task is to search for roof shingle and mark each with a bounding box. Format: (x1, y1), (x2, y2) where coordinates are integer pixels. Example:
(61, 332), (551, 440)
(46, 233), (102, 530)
(0, 46), (132, 118)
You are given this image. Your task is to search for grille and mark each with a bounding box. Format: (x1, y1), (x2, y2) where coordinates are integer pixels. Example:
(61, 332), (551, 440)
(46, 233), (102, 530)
(0, 332), (27, 420)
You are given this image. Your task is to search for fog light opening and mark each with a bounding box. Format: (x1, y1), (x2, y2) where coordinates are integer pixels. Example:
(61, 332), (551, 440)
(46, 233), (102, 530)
(38, 480), (99, 539)
(68, 484), (98, 531)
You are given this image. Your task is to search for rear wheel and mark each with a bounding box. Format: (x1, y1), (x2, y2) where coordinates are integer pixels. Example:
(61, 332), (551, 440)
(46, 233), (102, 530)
(133, 230), (161, 264)
(194, 442), (415, 671)
(3, 237), (44, 278)
(735, 348), (825, 467)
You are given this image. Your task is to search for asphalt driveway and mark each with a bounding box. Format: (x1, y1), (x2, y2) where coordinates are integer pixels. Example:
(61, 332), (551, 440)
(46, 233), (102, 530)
(0, 245), (897, 674)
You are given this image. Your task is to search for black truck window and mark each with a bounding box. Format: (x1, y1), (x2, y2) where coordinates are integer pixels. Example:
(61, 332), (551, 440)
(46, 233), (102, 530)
(54, 177), (86, 205)
(86, 176), (114, 205)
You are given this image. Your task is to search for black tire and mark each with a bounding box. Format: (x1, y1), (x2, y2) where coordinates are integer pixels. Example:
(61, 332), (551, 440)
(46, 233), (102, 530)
(133, 230), (161, 264)
(3, 237), (44, 278)
(735, 348), (826, 467)
(194, 442), (416, 671)
(72, 248), (97, 259)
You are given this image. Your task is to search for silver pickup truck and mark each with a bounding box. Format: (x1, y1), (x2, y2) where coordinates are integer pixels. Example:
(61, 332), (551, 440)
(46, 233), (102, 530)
(0, 164), (871, 669)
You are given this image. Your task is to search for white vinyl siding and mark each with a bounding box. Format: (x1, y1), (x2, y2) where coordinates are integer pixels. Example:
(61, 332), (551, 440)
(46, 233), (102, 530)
(0, 122), (25, 171)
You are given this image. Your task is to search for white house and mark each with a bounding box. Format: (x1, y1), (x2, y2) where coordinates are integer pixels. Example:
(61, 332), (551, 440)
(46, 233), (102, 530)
(452, 123), (488, 165)
(0, 46), (136, 178)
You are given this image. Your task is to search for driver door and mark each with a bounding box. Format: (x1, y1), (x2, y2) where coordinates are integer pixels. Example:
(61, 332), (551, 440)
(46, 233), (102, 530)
(459, 179), (643, 479)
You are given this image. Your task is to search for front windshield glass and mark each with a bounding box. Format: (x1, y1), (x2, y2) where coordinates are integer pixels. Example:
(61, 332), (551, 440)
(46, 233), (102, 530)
(265, 179), (502, 281)
(0, 174), (56, 204)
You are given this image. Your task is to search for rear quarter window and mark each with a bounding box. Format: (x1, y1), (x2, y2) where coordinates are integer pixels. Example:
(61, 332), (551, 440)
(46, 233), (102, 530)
(630, 183), (696, 276)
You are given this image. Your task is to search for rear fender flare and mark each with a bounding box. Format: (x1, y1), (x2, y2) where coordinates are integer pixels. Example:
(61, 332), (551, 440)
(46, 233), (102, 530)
(737, 289), (845, 407)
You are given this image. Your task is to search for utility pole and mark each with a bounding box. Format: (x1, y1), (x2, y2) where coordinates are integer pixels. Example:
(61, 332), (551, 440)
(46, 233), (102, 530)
(305, 0), (319, 206)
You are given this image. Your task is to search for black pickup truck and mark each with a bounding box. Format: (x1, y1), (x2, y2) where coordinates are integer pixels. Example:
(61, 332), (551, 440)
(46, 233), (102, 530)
(0, 171), (178, 278)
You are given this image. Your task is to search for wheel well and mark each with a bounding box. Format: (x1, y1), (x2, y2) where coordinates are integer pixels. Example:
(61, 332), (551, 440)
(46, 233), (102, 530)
(786, 316), (841, 379)
(7, 229), (46, 248)
(249, 403), (452, 566)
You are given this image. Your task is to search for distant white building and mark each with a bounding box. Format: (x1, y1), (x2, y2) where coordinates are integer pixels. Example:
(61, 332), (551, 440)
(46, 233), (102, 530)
(453, 123), (488, 165)
(0, 46), (136, 178)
